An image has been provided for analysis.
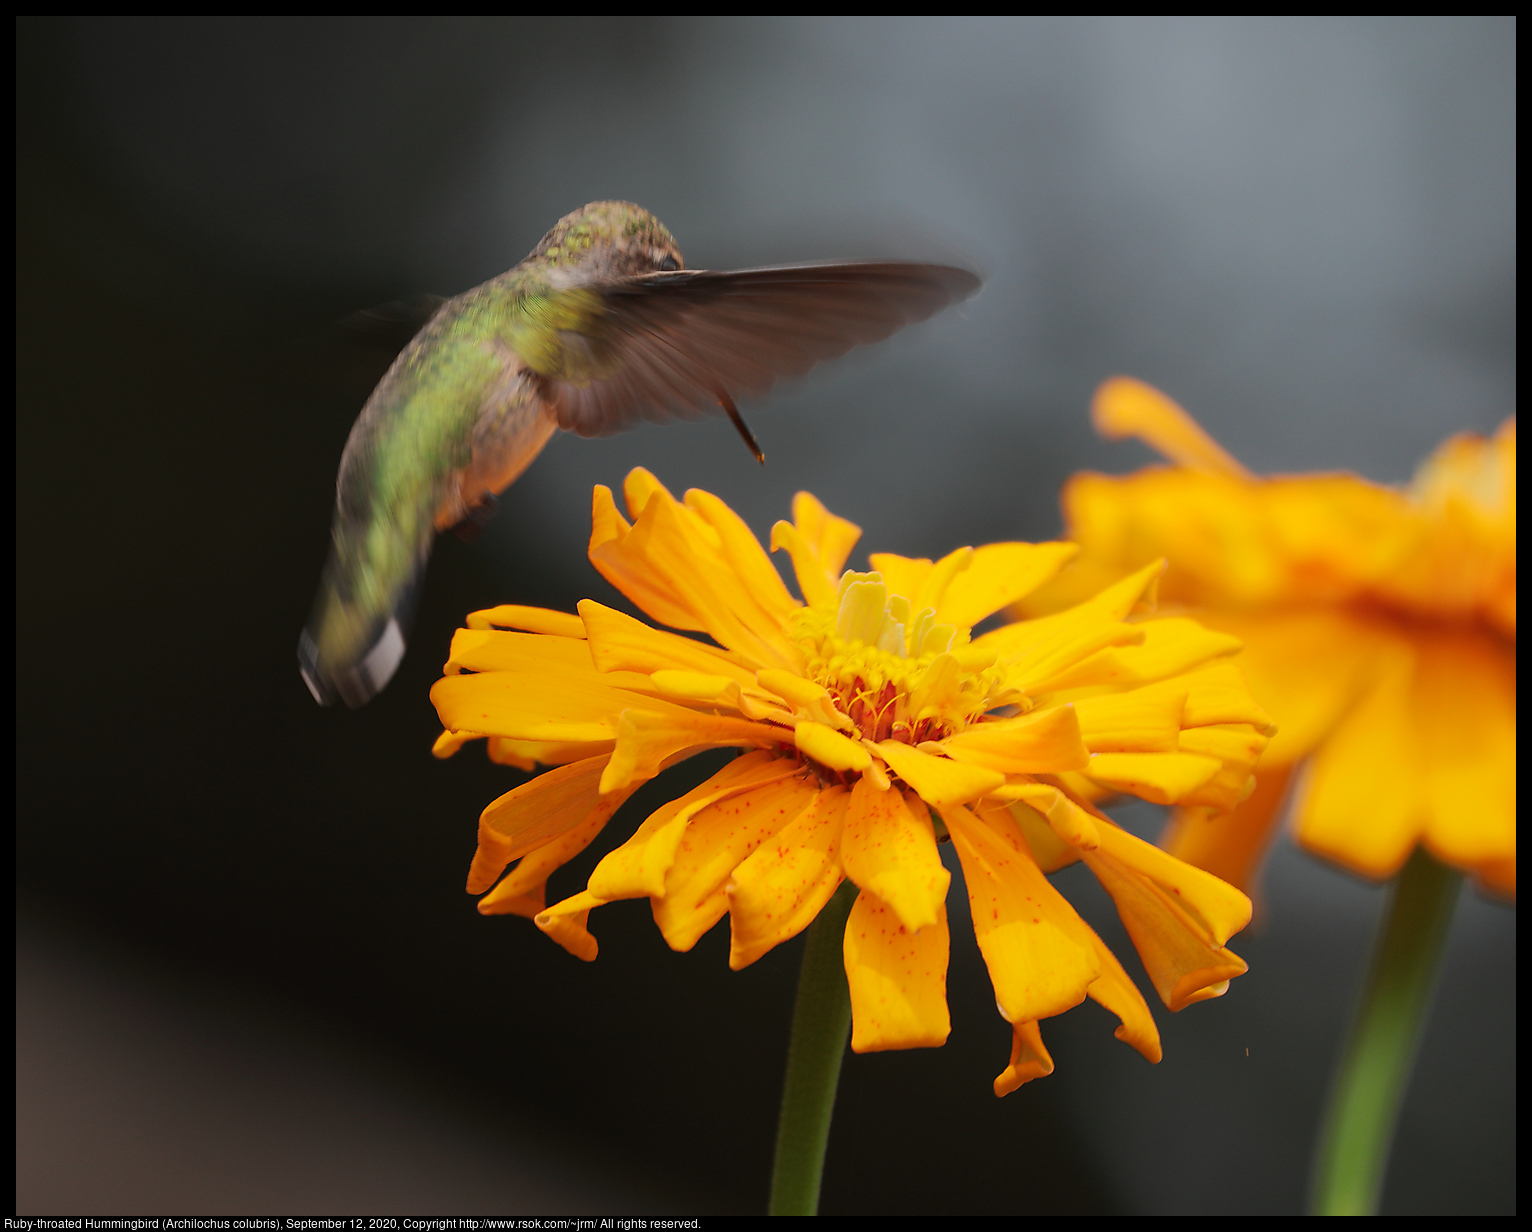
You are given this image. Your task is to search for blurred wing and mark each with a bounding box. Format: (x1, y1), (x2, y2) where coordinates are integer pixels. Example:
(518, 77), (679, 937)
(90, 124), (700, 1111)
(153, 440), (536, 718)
(334, 294), (450, 367)
(547, 262), (981, 437)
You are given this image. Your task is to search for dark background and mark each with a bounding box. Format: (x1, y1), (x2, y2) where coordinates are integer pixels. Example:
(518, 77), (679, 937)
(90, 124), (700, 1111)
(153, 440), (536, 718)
(16, 17), (1515, 1214)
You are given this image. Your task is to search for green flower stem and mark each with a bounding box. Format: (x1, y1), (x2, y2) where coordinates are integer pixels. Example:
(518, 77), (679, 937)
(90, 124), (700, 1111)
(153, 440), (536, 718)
(769, 879), (859, 1216)
(1312, 846), (1463, 1216)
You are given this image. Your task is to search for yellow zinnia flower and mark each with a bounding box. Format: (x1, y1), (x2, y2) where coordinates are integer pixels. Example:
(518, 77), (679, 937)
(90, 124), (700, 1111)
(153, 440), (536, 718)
(431, 469), (1273, 1093)
(1018, 377), (1515, 900)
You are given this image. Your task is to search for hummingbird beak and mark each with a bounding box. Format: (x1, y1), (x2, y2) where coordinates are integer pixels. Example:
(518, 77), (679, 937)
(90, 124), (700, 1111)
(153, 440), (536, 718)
(717, 390), (765, 465)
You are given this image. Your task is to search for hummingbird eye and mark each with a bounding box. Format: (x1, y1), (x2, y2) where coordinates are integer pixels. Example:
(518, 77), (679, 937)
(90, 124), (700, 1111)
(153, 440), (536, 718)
(656, 254), (680, 272)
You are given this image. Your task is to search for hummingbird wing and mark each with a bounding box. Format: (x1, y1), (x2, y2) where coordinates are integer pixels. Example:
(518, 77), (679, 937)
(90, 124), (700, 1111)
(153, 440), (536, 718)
(539, 262), (981, 437)
(339, 294), (450, 338)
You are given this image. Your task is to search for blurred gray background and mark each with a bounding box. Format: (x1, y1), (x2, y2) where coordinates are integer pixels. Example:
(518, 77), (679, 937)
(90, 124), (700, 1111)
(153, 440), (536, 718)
(16, 17), (1514, 1215)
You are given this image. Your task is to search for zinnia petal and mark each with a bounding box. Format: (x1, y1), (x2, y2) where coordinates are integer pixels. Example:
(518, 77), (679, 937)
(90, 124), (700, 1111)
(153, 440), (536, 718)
(464, 604), (588, 638)
(590, 750), (798, 901)
(579, 599), (758, 685)
(1078, 925), (1163, 1063)
(485, 737), (616, 769)
(1176, 662), (1278, 730)
(769, 519), (840, 609)
(1161, 767), (1295, 895)
(993, 1020), (1056, 1096)
(534, 890), (605, 962)
(1174, 723), (1272, 811)
(1083, 850), (1248, 1011)
(1093, 819), (1253, 945)
(622, 467), (683, 522)
(1082, 821), (1252, 1011)
(728, 786), (849, 970)
(1003, 785), (1101, 851)
(794, 720), (871, 772)
(1031, 617), (1243, 694)
(628, 489), (797, 668)
(867, 552), (933, 603)
(844, 890), (952, 1053)
(1073, 686), (1187, 753)
(1293, 638), (1423, 879)
(652, 768), (822, 952)
(1085, 751), (1223, 804)
(469, 753), (614, 893)
(1091, 376), (1252, 479)
(914, 547), (976, 615)
(938, 705), (1092, 774)
(792, 491), (863, 578)
(874, 740), (1005, 807)
(935, 541), (1081, 629)
(979, 559), (1165, 661)
(588, 484), (701, 632)
(1413, 630), (1517, 881)
(685, 488), (801, 624)
(431, 670), (657, 744)
(477, 804), (620, 918)
(600, 709), (786, 794)
(942, 803), (1101, 1025)
(988, 619), (1145, 690)
(998, 798), (1080, 874)
(1193, 609), (1383, 766)
(839, 777), (950, 932)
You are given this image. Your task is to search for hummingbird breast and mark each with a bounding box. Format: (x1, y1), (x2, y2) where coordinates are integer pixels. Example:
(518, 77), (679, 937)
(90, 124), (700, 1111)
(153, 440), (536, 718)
(435, 351), (560, 532)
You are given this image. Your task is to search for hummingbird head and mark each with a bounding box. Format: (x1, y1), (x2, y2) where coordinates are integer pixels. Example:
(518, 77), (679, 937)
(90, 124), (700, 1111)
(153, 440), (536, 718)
(527, 201), (685, 280)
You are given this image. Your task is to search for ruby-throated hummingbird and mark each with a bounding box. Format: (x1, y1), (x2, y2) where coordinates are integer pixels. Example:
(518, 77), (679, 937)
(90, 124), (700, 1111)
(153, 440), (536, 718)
(299, 200), (981, 707)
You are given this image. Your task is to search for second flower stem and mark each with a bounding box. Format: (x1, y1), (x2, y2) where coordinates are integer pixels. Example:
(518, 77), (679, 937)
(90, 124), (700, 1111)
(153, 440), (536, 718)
(769, 878), (858, 1217)
(1311, 845), (1462, 1216)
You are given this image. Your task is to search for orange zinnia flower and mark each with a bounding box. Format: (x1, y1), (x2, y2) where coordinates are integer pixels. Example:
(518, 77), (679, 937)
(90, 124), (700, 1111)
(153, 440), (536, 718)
(431, 469), (1273, 1093)
(1017, 378), (1515, 899)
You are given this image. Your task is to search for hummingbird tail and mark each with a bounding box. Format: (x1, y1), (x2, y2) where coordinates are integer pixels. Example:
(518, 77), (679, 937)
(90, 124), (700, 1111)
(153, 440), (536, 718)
(298, 617), (408, 708)
(298, 532), (430, 708)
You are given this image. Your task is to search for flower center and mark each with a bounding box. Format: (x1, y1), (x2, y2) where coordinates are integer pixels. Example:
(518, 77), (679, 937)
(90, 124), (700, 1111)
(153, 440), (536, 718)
(789, 571), (1017, 743)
